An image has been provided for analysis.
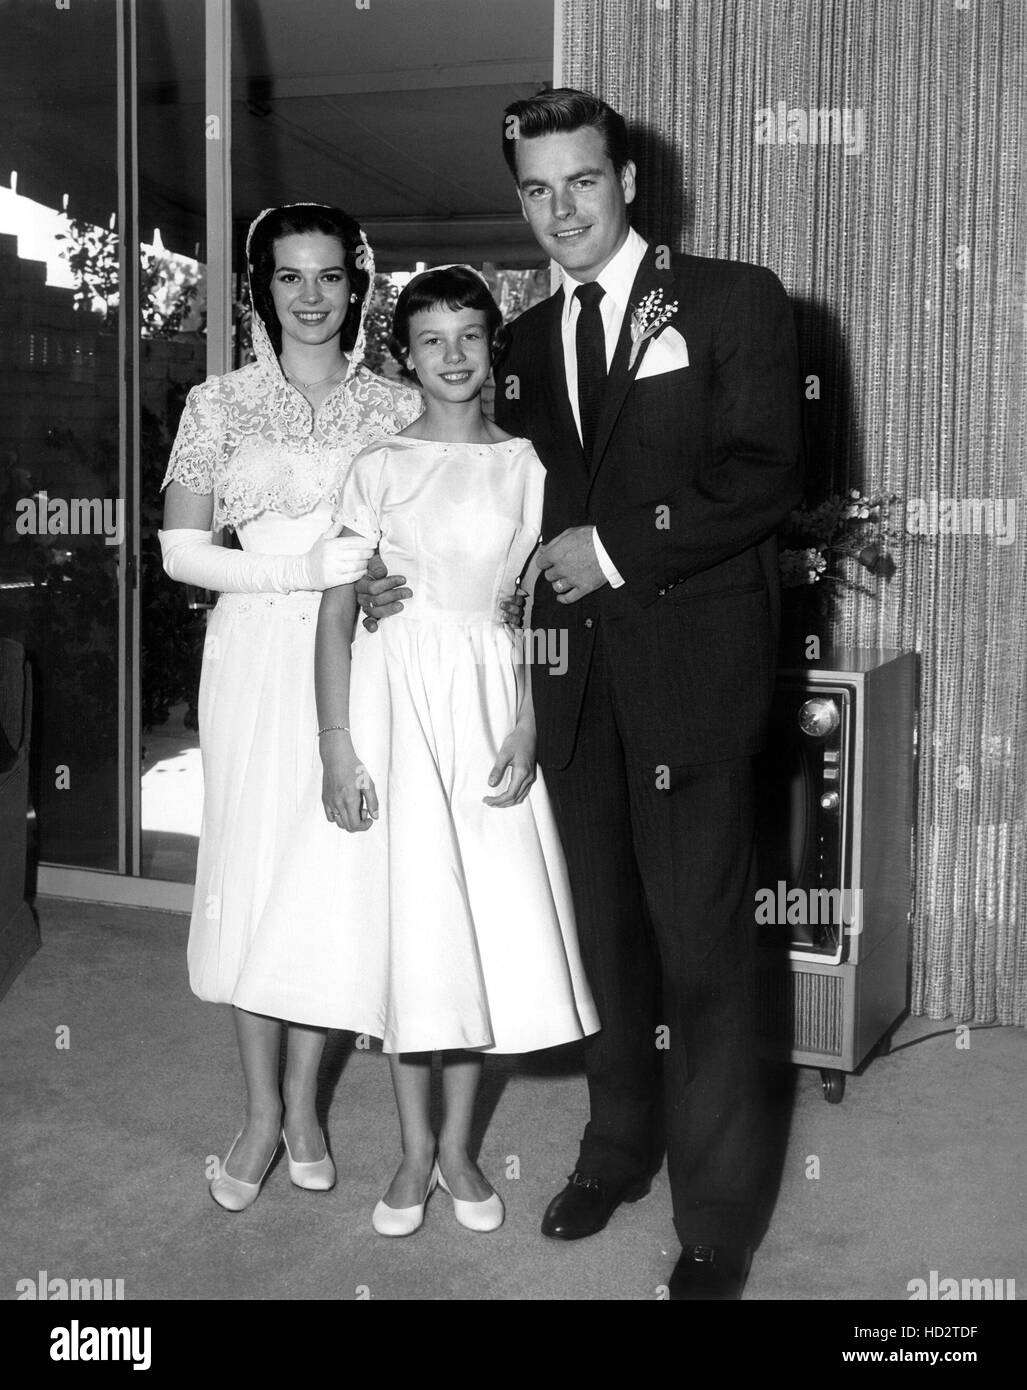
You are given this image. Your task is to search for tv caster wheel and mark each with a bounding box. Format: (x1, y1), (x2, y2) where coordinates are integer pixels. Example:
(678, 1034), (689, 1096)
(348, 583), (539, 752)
(820, 1069), (846, 1104)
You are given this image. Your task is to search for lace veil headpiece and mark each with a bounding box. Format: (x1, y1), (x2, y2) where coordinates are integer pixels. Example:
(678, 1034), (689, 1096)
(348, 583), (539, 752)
(244, 202), (377, 379)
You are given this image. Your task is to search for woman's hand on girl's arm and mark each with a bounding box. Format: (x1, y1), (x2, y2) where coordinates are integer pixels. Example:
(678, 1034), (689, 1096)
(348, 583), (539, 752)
(160, 489), (374, 593)
(303, 518), (376, 590)
(483, 723), (536, 808)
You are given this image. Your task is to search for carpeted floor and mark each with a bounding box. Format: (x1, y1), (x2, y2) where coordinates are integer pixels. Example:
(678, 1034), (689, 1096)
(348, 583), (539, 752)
(1, 898), (1023, 1301)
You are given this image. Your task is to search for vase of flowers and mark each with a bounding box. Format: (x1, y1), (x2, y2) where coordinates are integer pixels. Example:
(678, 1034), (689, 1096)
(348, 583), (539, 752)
(778, 489), (902, 660)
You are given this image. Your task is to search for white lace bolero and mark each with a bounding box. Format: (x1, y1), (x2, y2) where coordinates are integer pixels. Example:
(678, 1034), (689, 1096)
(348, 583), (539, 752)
(162, 359), (423, 531)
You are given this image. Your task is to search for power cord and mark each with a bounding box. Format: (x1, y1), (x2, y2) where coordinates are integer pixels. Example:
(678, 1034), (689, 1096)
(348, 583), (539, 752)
(885, 1022), (1009, 1056)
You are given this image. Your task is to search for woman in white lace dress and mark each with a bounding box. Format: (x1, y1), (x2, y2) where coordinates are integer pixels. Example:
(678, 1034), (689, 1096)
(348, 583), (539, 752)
(159, 204), (422, 1210)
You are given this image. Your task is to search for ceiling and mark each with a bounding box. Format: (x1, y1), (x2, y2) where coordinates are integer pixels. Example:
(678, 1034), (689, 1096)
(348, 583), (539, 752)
(3, 0), (554, 268)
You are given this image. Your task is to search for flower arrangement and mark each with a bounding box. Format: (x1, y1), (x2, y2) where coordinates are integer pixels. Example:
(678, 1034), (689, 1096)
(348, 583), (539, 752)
(779, 489), (902, 592)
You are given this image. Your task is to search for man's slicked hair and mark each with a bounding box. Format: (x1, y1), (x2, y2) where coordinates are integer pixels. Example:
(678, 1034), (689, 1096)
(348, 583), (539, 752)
(501, 87), (632, 180)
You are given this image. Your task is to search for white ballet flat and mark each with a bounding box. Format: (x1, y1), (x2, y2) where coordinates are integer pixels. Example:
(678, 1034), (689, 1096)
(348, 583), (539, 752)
(371, 1162), (439, 1237)
(209, 1131), (281, 1212)
(437, 1166), (505, 1232)
(284, 1130), (336, 1191)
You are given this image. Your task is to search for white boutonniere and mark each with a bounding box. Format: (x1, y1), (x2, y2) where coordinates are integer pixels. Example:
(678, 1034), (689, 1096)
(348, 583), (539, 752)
(628, 288), (679, 370)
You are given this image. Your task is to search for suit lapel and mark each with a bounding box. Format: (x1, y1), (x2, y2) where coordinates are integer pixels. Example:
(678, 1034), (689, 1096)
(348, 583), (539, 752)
(587, 248), (677, 488)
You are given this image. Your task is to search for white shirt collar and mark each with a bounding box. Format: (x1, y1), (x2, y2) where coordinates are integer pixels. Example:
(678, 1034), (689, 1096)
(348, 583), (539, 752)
(560, 226), (649, 325)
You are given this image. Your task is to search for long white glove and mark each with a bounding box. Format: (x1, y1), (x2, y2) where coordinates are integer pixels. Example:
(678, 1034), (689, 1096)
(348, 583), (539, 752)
(158, 520), (376, 594)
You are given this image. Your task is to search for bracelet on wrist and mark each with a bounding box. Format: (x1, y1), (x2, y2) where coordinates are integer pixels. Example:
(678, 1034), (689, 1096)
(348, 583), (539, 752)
(317, 725), (350, 737)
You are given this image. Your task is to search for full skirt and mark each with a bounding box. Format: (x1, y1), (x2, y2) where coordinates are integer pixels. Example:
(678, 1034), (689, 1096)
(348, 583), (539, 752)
(234, 618), (599, 1053)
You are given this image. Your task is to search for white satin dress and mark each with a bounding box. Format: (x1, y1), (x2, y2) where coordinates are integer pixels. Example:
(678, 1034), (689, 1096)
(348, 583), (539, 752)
(187, 493), (336, 1001)
(234, 436), (600, 1054)
(163, 345), (423, 1008)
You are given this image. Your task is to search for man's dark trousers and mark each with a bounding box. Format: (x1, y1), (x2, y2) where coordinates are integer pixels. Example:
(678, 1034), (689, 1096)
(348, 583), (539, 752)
(541, 626), (768, 1248)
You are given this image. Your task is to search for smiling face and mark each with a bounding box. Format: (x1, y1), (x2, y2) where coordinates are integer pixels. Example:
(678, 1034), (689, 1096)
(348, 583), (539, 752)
(404, 305), (493, 403)
(269, 232), (351, 349)
(514, 125), (636, 282)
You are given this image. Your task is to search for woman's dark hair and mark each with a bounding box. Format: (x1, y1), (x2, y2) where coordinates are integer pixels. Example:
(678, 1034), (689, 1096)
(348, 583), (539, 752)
(247, 204), (370, 356)
(388, 266), (506, 369)
(501, 87), (632, 180)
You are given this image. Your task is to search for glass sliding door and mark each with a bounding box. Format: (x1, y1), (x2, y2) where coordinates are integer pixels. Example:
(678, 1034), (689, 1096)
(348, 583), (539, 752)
(4, 0), (555, 909)
(137, 0), (208, 883)
(0, 0), (123, 870)
(2, 0), (209, 897)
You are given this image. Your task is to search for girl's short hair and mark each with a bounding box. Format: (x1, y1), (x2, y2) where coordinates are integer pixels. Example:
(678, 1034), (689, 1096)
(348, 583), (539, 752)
(248, 204), (370, 356)
(389, 266), (507, 368)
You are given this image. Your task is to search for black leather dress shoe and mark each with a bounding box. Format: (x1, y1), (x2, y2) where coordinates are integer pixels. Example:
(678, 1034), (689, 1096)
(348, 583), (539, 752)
(540, 1170), (650, 1240)
(668, 1245), (753, 1300)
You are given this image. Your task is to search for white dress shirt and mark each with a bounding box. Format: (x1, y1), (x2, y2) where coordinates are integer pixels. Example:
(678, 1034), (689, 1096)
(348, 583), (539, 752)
(558, 226), (649, 588)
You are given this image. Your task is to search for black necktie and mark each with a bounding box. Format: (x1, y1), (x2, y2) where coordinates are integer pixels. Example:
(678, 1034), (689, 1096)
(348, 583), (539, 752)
(574, 281), (606, 461)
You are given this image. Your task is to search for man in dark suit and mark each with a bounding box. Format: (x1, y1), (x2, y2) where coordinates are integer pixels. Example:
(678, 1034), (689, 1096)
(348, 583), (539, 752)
(361, 88), (802, 1299)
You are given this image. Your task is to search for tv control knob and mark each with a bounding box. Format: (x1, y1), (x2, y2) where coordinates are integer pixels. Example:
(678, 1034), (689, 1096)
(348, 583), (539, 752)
(799, 697), (840, 739)
(820, 791), (840, 811)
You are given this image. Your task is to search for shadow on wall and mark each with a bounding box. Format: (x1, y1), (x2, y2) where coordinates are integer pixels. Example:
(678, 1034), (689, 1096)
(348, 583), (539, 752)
(627, 122), (863, 525)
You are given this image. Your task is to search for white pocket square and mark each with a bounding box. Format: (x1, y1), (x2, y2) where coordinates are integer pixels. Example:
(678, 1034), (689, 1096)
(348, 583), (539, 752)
(634, 324), (689, 379)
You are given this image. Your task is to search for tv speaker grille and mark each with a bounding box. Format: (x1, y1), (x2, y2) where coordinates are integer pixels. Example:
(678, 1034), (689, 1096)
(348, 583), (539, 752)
(757, 967), (844, 1055)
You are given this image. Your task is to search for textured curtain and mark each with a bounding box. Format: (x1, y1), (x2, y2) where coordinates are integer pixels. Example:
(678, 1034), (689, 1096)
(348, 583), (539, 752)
(560, 0), (1027, 1025)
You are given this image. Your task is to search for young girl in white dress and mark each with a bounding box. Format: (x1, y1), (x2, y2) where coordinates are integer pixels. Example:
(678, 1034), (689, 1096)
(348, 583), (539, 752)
(241, 267), (599, 1234)
(159, 204), (423, 1210)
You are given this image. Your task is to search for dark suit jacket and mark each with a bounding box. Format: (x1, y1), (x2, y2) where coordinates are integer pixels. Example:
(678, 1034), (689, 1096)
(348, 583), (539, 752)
(494, 245), (803, 770)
